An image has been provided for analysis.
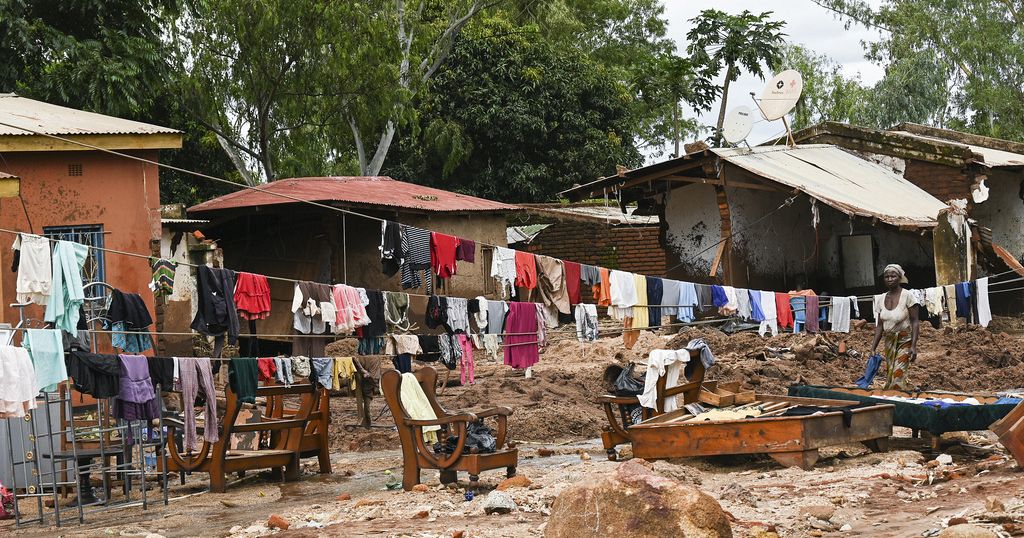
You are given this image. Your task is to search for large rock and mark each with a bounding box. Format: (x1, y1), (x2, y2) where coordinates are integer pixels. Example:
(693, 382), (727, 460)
(483, 491), (517, 515)
(938, 524), (998, 538)
(545, 459), (731, 537)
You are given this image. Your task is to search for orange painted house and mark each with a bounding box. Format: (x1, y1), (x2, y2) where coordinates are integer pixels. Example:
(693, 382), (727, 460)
(0, 94), (182, 327)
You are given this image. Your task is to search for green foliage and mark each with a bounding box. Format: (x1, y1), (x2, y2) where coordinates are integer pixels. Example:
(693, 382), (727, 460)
(814, 0), (1024, 140)
(384, 18), (642, 202)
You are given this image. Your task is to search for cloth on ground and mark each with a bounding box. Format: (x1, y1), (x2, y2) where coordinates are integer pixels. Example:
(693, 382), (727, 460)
(430, 232), (460, 279)
(23, 328), (67, 392)
(380, 221), (405, 277)
(228, 358), (259, 404)
(234, 272), (272, 320)
(0, 346), (38, 418)
(191, 266), (240, 344)
(639, 349), (690, 412)
(44, 241), (89, 332)
(575, 304), (598, 342)
(13, 233), (51, 305)
(976, 277), (992, 328)
(399, 372), (440, 443)
(503, 301), (540, 369)
(177, 357), (219, 452)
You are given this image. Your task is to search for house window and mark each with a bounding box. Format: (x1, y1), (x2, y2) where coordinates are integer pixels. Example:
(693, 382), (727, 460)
(67, 163), (83, 176)
(43, 224), (106, 293)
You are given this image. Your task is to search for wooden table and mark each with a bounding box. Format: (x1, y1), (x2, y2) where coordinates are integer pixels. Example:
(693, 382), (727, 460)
(627, 395), (894, 470)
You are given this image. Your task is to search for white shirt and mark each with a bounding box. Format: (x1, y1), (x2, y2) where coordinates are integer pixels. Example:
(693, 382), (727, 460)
(639, 349), (690, 412)
(874, 288), (915, 332)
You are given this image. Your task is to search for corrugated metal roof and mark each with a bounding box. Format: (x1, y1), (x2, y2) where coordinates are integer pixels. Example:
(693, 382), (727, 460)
(713, 145), (948, 228)
(889, 130), (1024, 168)
(523, 204), (659, 225)
(0, 171), (18, 179)
(188, 177), (517, 214)
(0, 94), (180, 137)
(161, 218), (209, 224)
(507, 224), (551, 244)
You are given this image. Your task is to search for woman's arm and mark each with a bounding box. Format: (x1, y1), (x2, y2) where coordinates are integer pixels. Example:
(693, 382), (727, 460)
(870, 314), (883, 353)
(909, 303), (921, 361)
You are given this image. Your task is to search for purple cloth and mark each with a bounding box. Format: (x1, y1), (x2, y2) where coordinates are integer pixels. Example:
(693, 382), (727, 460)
(178, 357), (220, 452)
(503, 302), (539, 369)
(455, 238), (476, 263)
(805, 295), (820, 333)
(114, 354), (160, 425)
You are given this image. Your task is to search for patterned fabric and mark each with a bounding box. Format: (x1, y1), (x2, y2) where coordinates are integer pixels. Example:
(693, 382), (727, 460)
(400, 226), (432, 290)
(881, 330), (912, 390)
(149, 257), (177, 297)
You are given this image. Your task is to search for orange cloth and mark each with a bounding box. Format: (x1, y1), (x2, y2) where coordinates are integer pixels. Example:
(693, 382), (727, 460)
(514, 251), (537, 289)
(622, 317), (638, 349)
(593, 267), (612, 307)
(776, 292), (794, 329)
(788, 289), (817, 297)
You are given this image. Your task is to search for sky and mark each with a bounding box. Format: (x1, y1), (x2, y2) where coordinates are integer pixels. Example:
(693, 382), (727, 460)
(656, 0), (886, 157)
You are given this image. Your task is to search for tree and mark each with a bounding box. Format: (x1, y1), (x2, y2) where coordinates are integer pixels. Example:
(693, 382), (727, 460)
(813, 0), (1024, 140)
(384, 18), (642, 202)
(686, 9), (786, 145)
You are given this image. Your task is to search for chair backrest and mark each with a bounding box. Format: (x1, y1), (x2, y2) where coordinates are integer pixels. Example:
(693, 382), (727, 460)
(653, 349), (707, 413)
(381, 366), (444, 424)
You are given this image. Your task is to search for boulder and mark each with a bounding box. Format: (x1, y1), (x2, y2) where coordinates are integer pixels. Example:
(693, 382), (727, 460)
(938, 524), (998, 538)
(545, 459), (731, 537)
(483, 491), (517, 515)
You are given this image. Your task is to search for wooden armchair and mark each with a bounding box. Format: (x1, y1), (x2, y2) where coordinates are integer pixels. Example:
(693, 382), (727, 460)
(597, 354), (706, 460)
(263, 379), (332, 474)
(164, 381), (316, 493)
(381, 366), (518, 491)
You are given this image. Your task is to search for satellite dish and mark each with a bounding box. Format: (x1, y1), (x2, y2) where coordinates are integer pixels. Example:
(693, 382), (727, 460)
(759, 69), (803, 121)
(722, 106), (755, 144)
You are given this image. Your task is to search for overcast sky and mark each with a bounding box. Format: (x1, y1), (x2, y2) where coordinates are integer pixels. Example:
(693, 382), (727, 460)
(657, 0), (886, 157)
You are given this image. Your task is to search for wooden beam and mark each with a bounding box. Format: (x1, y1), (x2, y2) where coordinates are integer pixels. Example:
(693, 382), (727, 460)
(615, 159), (709, 190)
(663, 176), (783, 192)
(0, 132), (183, 152)
(709, 240), (726, 278)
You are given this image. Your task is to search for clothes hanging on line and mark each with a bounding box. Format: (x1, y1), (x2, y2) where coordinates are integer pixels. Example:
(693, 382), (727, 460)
(438, 333), (461, 370)
(177, 357), (219, 452)
(310, 358), (334, 389)
(446, 297), (471, 333)
(425, 295), (449, 330)
(0, 346), (38, 418)
(646, 276), (663, 328)
(455, 238), (475, 263)
(45, 240), (89, 332)
(417, 335), (442, 362)
(955, 282), (973, 323)
(775, 292), (794, 329)
(749, 289), (765, 322)
(758, 291), (779, 337)
(977, 277), (992, 328)
(580, 264), (601, 287)
(23, 328), (67, 392)
(229, 357), (258, 404)
(357, 336), (385, 355)
(473, 297), (488, 332)
(430, 232), (460, 279)
(149, 257), (177, 298)
(380, 221), (405, 277)
(696, 285), (714, 312)
(334, 357), (356, 390)
(486, 300), (507, 335)
(383, 291), (411, 333)
(514, 251), (538, 291)
(113, 354), (160, 423)
(458, 333), (474, 385)
(361, 289), (387, 338)
(736, 287), (751, 320)
(805, 294), (821, 333)
(659, 279), (680, 317)
(257, 357), (276, 381)
(564, 261), (581, 306)
(631, 273), (649, 331)
(274, 356), (293, 385)
(108, 288), (155, 353)
(234, 272), (272, 320)
(677, 281), (698, 322)
(400, 225), (432, 290)
(944, 284), (958, 324)
(924, 287), (944, 317)
(575, 304), (598, 342)
(503, 302), (540, 369)
(490, 246), (518, 298)
(594, 267), (612, 307)
(66, 350), (121, 398)
(536, 255), (571, 323)
(608, 270), (637, 321)
(13, 233), (52, 305)
(191, 266), (240, 345)
(828, 296), (856, 333)
(332, 284), (370, 333)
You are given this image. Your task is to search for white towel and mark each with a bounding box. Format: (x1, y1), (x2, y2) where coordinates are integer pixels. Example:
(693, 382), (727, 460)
(977, 277), (992, 328)
(639, 349), (690, 412)
(829, 296), (852, 333)
(758, 290), (778, 337)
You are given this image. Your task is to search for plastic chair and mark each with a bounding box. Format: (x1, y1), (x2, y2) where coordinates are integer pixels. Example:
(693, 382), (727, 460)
(791, 296), (806, 333)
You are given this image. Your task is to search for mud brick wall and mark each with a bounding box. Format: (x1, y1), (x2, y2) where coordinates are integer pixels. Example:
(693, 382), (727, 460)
(522, 221), (668, 276)
(903, 159), (972, 203)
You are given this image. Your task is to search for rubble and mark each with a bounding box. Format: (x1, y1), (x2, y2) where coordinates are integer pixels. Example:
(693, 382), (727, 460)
(482, 491), (517, 515)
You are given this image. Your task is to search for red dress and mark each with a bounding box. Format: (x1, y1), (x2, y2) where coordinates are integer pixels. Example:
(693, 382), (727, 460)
(234, 272), (272, 320)
(514, 251), (537, 289)
(563, 261), (581, 305)
(430, 232), (460, 279)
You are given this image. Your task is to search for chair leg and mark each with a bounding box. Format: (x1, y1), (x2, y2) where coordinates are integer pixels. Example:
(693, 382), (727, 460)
(506, 466), (516, 478)
(439, 470), (457, 485)
(606, 448), (618, 461)
(469, 474), (480, 489)
(402, 462), (421, 491)
(210, 472), (227, 493)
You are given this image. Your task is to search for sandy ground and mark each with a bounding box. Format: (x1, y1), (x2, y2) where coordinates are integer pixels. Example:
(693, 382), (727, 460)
(5, 318), (1024, 537)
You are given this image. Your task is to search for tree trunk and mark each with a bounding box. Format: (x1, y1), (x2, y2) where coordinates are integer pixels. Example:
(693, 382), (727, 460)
(715, 64), (735, 147)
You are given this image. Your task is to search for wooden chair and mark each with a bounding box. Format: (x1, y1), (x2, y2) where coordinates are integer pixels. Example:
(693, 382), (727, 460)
(381, 366), (518, 491)
(164, 381), (316, 493)
(263, 380), (332, 474)
(597, 353), (706, 460)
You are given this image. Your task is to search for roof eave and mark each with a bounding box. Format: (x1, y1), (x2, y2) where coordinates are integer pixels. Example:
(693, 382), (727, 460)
(0, 132), (183, 152)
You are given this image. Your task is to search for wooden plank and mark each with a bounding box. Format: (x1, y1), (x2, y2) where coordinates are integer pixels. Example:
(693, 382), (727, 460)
(0, 132), (183, 152)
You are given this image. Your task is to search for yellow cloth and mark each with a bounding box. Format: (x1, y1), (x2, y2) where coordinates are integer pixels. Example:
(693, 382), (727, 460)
(944, 285), (958, 325)
(334, 357), (356, 391)
(632, 273), (649, 330)
(399, 373), (439, 444)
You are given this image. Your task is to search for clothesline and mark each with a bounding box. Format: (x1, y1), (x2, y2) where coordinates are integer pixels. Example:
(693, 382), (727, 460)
(0, 120), (1013, 300)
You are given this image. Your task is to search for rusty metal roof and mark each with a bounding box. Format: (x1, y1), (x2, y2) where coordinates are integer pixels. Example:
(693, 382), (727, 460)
(0, 171), (17, 179)
(713, 145), (948, 228)
(0, 94), (180, 137)
(188, 177), (517, 214)
(889, 130), (1024, 168)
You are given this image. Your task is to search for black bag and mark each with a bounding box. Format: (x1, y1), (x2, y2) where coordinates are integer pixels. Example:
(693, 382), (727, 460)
(433, 420), (497, 455)
(614, 362), (644, 396)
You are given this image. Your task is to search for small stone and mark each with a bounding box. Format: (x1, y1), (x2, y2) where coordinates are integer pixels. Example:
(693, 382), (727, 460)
(809, 517), (834, 530)
(938, 523), (999, 537)
(936, 454), (953, 465)
(927, 460), (941, 469)
(413, 510), (429, 519)
(453, 532), (465, 538)
(800, 504), (836, 521)
(840, 523), (852, 531)
(580, 452), (591, 461)
(412, 484), (429, 493)
(483, 491), (517, 515)
(336, 493), (352, 501)
(496, 475), (532, 491)
(985, 496), (1005, 513)
(267, 515), (290, 530)
(537, 448), (554, 457)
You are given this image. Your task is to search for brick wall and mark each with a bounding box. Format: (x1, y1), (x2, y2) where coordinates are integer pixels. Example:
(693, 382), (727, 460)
(522, 221), (669, 276)
(903, 159), (972, 203)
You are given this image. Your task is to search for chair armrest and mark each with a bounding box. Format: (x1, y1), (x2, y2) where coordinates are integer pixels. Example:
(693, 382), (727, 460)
(164, 417), (184, 428)
(406, 413), (478, 427)
(467, 406), (513, 419)
(596, 394), (640, 405)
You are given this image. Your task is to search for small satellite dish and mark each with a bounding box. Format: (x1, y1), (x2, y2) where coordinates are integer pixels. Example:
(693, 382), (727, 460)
(722, 106), (755, 144)
(759, 69), (803, 121)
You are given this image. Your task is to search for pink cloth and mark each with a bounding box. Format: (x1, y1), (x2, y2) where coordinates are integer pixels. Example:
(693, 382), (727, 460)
(503, 302), (540, 369)
(457, 333), (475, 385)
(332, 284), (368, 332)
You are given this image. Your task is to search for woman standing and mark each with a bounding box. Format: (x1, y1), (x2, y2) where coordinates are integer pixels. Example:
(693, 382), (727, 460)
(870, 264), (921, 390)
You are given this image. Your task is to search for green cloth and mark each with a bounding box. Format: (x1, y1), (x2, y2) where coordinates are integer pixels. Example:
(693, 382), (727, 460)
(229, 358), (258, 404)
(43, 241), (89, 332)
(789, 385), (1017, 435)
(23, 328), (67, 392)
